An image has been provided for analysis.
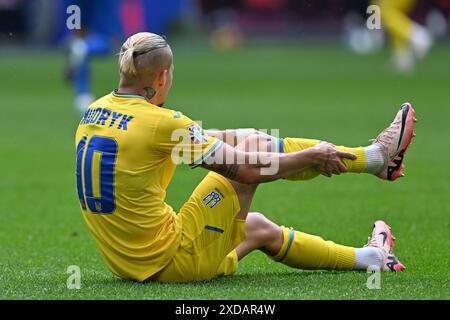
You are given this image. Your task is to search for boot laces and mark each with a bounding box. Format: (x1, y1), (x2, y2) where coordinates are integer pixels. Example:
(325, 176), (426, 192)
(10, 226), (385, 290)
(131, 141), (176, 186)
(365, 234), (380, 248)
(372, 120), (400, 150)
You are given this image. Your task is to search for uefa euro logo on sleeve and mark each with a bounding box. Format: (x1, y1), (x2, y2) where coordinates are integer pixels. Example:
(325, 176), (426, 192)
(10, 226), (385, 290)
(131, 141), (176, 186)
(188, 124), (208, 145)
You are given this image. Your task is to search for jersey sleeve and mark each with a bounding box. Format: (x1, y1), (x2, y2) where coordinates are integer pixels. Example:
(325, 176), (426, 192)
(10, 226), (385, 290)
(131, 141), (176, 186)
(154, 110), (223, 168)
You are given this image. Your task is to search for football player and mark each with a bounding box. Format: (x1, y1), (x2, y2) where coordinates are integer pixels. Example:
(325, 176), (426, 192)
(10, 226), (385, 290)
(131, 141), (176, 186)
(75, 32), (415, 282)
(372, 0), (433, 72)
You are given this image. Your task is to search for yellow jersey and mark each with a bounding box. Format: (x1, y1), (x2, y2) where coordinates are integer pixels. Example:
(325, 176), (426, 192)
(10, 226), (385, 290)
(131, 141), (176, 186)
(75, 91), (223, 281)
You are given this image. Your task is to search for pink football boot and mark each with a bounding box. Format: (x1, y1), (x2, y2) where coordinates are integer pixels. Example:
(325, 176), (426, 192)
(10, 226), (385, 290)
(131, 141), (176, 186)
(365, 220), (405, 272)
(373, 103), (416, 181)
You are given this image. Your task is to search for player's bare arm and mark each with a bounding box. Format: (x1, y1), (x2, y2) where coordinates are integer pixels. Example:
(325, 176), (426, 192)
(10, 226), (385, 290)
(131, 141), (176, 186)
(204, 129), (259, 147)
(200, 140), (357, 184)
(205, 129), (287, 148)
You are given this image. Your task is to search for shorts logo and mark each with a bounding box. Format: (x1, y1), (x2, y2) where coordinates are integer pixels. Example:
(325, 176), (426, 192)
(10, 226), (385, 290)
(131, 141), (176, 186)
(203, 188), (224, 208)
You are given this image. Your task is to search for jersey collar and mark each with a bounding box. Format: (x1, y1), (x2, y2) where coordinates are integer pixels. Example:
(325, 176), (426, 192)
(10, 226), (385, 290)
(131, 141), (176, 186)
(111, 90), (146, 100)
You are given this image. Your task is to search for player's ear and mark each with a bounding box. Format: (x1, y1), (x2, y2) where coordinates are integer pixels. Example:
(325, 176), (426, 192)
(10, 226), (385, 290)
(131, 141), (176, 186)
(157, 69), (168, 88)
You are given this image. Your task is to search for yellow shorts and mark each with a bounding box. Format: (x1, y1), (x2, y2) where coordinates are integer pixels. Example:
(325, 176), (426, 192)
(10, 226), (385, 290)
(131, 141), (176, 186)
(149, 172), (246, 283)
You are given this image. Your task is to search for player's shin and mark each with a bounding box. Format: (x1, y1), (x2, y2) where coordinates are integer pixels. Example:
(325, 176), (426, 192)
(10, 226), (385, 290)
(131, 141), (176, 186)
(269, 226), (356, 270)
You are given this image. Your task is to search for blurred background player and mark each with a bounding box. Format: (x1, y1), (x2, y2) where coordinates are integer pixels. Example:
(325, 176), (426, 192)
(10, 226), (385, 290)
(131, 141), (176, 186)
(63, 0), (185, 113)
(199, 0), (243, 50)
(372, 0), (434, 72)
(63, 0), (124, 113)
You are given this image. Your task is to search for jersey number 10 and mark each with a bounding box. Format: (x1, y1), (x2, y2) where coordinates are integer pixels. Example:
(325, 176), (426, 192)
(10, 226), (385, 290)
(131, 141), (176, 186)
(76, 136), (117, 214)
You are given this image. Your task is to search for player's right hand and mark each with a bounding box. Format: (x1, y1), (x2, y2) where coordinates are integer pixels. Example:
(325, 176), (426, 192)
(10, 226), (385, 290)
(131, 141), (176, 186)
(311, 142), (357, 177)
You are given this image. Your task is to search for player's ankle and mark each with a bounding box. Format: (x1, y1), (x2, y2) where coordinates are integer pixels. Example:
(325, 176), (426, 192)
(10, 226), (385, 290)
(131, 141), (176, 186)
(354, 247), (384, 270)
(363, 144), (386, 174)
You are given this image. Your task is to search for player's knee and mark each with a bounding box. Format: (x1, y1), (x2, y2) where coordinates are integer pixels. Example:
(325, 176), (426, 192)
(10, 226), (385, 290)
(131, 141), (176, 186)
(246, 212), (279, 247)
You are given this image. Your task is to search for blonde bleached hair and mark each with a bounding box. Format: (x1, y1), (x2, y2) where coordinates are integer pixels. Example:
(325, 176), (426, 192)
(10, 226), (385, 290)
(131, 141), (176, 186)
(118, 32), (172, 81)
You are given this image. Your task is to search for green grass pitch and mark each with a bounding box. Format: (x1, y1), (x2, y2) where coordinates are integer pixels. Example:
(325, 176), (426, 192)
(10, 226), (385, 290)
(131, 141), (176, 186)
(0, 42), (449, 299)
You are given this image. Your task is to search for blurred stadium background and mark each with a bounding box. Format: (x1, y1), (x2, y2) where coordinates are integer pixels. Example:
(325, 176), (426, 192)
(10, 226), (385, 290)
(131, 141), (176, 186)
(0, 0), (449, 299)
(2, 1), (450, 47)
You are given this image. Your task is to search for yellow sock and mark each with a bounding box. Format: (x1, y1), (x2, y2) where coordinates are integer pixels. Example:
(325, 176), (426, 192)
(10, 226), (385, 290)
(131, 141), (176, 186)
(336, 145), (366, 173)
(270, 226), (355, 270)
(280, 137), (366, 180)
